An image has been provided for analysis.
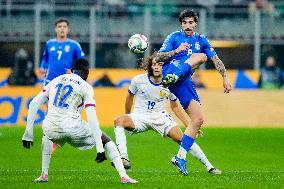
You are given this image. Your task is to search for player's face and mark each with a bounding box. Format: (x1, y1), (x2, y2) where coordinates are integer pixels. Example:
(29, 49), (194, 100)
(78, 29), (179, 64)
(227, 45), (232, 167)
(55, 22), (69, 39)
(151, 60), (163, 77)
(181, 17), (197, 36)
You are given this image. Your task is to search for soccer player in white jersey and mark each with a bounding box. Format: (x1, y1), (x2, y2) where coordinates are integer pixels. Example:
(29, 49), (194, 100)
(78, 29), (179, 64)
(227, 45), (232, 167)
(114, 52), (221, 175)
(22, 59), (137, 184)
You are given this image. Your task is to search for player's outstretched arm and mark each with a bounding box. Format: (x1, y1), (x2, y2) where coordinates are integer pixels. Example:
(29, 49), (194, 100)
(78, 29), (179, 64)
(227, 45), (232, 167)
(22, 91), (48, 148)
(85, 107), (105, 155)
(125, 93), (134, 114)
(211, 55), (232, 93)
(170, 100), (190, 127)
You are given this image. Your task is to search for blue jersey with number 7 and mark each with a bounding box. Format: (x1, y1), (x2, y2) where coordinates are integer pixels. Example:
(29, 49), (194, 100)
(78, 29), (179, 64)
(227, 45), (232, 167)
(40, 38), (85, 84)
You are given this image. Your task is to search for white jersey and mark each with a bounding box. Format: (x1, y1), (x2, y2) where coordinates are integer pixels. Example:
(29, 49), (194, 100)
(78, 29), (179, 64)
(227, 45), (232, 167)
(128, 73), (177, 114)
(43, 73), (95, 124)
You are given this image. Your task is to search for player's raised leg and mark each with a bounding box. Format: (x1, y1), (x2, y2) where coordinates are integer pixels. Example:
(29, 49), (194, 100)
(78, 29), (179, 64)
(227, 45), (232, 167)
(34, 135), (52, 182)
(102, 132), (138, 184)
(162, 53), (207, 87)
(114, 115), (136, 169)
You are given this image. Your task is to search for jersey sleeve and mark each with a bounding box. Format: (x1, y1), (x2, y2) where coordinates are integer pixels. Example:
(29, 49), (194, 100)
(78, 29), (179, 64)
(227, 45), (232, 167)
(168, 91), (178, 101)
(128, 77), (138, 95)
(159, 32), (176, 52)
(40, 42), (49, 69)
(84, 85), (96, 108)
(73, 41), (85, 59)
(201, 35), (217, 59)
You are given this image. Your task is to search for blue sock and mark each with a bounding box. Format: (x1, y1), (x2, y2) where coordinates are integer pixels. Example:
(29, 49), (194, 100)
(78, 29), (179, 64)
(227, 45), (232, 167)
(181, 134), (195, 152)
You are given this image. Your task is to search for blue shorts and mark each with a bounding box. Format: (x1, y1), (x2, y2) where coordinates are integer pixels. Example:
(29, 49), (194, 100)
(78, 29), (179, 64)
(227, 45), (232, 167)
(162, 60), (200, 110)
(169, 76), (200, 110)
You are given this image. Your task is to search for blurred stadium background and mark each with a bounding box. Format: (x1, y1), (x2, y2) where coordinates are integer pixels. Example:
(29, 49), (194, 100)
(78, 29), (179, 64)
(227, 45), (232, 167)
(0, 0), (283, 127)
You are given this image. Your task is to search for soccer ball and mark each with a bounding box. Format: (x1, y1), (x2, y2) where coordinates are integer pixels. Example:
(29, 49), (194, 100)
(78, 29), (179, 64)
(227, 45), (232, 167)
(128, 34), (148, 54)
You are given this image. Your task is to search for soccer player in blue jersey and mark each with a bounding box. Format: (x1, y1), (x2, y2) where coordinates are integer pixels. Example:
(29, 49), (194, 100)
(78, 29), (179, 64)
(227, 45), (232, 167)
(156, 9), (232, 175)
(39, 17), (85, 85)
(39, 17), (85, 152)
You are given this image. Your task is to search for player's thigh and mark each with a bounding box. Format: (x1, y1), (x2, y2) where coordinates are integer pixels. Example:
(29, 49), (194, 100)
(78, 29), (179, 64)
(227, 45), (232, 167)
(167, 126), (183, 144)
(115, 114), (136, 131)
(185, 53), (207, 70)
(148, 112), (177, 137)
(185, 100), (204, 123)
(127, 113), (150, 134)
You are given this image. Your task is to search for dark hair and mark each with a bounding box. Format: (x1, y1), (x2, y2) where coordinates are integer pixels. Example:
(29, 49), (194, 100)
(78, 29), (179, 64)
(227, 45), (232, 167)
(140, 52), (158, 76)
(179, 9), (198, 23)
(55, 17), (69, 26)
(72, 58), (89, 80)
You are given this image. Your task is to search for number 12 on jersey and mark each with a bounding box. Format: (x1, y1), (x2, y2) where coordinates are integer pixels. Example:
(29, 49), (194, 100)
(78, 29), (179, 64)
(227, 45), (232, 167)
(53, 83), (73, 108)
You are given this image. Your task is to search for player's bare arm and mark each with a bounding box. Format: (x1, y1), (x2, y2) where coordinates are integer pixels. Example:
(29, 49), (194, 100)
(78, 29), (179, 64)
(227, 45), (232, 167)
(170, 100), (190, 127)
(211, 55), (232, 93)
(156, 43), (190, 62)
(125, 93), (134, 114)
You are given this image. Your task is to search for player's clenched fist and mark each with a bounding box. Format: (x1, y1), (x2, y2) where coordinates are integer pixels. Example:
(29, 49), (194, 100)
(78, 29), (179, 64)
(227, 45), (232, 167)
(175, 42), (190, 54)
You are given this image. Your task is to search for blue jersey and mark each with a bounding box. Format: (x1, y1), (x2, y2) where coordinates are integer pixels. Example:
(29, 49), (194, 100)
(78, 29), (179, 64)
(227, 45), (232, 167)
(40, 38), (85, 84)
(159, 30), (216, 63)
(159, 30), (216, 110)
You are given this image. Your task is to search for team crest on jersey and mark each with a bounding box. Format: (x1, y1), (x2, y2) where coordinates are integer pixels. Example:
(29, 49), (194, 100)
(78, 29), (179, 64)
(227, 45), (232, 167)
(159, 89), (167, 97)
(50, 46), (55, 51)
(195, 42), (200, 50)
(65, 45), (70, 52)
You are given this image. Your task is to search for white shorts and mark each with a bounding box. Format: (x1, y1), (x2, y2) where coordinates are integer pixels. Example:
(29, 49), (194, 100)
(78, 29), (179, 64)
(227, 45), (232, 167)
(128, 111), (177, 137)
(42, 118), (96, 150)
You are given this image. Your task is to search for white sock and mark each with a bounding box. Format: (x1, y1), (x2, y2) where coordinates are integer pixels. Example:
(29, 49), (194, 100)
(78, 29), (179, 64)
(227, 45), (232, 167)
(105, 141), (128, 178)
(42, 135), (52, 175)
(114, 126), (128, 159)
(189, 142), (214, 171)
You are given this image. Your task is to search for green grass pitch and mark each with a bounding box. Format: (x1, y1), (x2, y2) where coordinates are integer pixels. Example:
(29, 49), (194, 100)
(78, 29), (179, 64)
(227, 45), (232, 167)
(0, 127), (283, 189)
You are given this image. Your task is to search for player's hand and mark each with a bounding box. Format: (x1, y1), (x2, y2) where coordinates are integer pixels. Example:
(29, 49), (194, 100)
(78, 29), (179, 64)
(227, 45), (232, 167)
(22, 140), (33, 149)
(223, 77), (232, 93)
(39, 68), (47, 78)
(95, 152), (107, 163)
(175, 42), (190, 54)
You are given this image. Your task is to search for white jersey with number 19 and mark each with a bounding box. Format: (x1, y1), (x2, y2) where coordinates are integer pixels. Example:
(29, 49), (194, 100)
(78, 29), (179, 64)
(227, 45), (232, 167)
(128, 73), (177, 114)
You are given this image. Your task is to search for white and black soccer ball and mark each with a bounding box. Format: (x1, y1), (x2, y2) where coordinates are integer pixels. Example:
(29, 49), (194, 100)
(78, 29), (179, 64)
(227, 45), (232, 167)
(128, 34), (148, 54)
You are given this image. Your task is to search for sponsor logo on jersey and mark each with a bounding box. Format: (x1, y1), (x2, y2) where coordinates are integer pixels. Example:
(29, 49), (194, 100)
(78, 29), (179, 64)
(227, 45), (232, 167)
(195, 42), (200, 50)
(50, 46), (55, 51)
(65, 45), (70, 52)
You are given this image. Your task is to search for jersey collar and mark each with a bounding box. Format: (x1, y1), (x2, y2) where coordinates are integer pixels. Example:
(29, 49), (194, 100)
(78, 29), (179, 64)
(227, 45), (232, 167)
(148, 74), (161, 86)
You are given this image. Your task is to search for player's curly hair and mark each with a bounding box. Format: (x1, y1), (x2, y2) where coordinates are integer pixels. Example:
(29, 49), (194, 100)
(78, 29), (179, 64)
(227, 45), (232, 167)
(72, 58), (89, 80)
(55, 17), (69, 26)
(179, 9), (198, 23)
(140, 51), (158, 76)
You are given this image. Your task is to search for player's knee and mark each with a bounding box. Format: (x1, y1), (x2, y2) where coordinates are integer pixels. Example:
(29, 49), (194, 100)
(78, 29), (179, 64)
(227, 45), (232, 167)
(200, 53), (207, 62)
(193, 117), (204, 127)
(114, 116), (124, 126)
